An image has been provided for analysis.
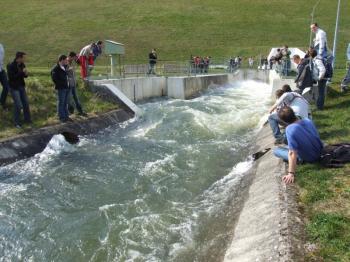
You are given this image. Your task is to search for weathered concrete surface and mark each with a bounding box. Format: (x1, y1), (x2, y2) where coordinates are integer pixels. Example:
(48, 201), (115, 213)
(224, 124), (305, 262)
(0, 109), (134, 166)
(167, 74), (229, 99)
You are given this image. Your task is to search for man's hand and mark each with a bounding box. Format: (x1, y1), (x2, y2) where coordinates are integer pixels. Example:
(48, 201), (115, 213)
(282, 173), (295, 184)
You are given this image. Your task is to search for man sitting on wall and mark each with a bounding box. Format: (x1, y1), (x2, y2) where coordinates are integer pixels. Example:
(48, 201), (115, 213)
(268, 84), (309, 144)
(273, 106), (323, 184)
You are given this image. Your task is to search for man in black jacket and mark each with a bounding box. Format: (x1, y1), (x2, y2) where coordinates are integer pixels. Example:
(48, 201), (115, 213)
(7, 51), (32, 128)
(147, 49), (157, 75)
(51, 55), (71, 123)
(293, 55), (313, 94)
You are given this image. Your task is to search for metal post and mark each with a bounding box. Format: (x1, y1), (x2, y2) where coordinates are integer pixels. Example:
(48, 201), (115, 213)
(332, 0), (341, 68)
(110, 55), (116, 76)
(309, 0), (321, 47)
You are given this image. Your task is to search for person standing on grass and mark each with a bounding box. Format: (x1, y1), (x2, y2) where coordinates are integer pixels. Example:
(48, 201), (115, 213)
(310, 49), (327, 110)
(78, 43), (94, 79)
(310, 23), (328, 59)
(92, 41), (103, 61)
(0, 43), (10, 111)
(51, 55), (71, 123)
(67, 52), (87, 116)
(7, 52), (32, 128)
(273, 106), (323, 184)
(148, 49), (157, 75)
(293, 54), (313, 94)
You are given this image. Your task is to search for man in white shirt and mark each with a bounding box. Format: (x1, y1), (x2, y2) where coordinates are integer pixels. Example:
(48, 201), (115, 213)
(0, 43), (10, 110)
(311, 23), (328, 59)
(268, 85), (309, 144)
(310, 49), (327, 110)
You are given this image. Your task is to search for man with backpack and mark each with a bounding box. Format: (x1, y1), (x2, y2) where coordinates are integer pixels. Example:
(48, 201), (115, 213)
(293, 55), (313, 94)
(310, 49), (327, 110)
(273, 106), (323, 184)
(268, 84), (309, 144)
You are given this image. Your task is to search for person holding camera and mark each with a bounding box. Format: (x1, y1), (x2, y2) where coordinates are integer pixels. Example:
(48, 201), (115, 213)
(7, 51), (32, 128)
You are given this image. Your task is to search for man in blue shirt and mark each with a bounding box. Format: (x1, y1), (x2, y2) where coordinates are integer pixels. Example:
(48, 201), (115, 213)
(273, 107), (323, 184)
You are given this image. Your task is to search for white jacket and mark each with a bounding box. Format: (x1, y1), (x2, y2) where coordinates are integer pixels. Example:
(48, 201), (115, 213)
(314, 28), (328, 57)
(313, 58), (326, 80)
(79, 44), (92, 57)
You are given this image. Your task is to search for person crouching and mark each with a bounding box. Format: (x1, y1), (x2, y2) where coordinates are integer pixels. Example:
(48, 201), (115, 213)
(51, 55), (71, 123)
(273, 106), (323, 184)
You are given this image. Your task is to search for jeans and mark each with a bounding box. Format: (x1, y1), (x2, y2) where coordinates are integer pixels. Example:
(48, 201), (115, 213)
(10, 87), (31, 125)
(268, 112), (285, 139)
(57, 88), (70, 121)
(317, 79), (327, 110)
(0, 70), (9, 107)
(68, 85), (83, 114)
(274, 147), (303, 162)
(148, 63), (156, 75)
(341, 67), (350, 87)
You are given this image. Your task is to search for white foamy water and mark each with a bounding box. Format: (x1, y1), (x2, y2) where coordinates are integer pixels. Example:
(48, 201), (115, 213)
(0, 80), (271, 261)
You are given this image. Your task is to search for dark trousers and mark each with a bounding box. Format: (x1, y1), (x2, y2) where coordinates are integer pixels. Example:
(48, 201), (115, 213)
(9, 87), (31, 125)
(0, 70), (9, 107)
(68, 86), (83, 114)
(317, 79), (327, 110)
(57, 88), (70, 121)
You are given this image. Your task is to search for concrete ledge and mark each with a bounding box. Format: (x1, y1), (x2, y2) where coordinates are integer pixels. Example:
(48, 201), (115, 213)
(0, 109), (134, 166)
(224, 125), (305, 261)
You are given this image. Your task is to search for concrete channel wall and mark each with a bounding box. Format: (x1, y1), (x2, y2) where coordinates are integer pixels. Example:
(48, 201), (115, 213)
(89, 71), (271, 101)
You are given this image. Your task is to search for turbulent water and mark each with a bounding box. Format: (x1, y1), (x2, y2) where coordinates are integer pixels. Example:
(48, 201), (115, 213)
(0, 80), (271, 262)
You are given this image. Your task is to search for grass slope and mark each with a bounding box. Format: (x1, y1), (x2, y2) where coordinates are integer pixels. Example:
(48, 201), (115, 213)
(1, 0), (350, 66)
(297, 69), (350, 261)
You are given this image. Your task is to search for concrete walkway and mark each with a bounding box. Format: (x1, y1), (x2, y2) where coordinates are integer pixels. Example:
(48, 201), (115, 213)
(224, 125), (305, 262)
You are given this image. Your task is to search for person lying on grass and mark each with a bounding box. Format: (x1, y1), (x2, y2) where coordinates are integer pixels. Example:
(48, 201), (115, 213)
(273, 106), (323, 184)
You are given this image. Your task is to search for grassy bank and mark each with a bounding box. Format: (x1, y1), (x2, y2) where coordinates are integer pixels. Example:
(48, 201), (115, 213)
(1, 0), (350, 67)
(297, 69), (350, 261)
(0, 68), (117, 140)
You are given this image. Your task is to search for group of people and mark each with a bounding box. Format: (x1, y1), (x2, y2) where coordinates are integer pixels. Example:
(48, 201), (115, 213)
(269, 45), (292, 76)
(0, 41), (103, 127)
(268, 22), (334, 184)
(190, 56), (211, 74)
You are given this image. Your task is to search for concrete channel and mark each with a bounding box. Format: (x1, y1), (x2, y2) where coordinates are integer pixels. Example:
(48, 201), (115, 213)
(0, 69), (304, 261)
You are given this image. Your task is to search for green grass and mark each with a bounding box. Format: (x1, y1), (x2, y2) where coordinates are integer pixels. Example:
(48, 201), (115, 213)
(1, 0), (350, 67)
(297, 69), (350, 261)
(0, 68), (117, 140)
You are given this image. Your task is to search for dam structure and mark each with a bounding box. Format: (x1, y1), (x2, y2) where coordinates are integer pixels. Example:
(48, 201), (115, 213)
(0, 69), (301, 261)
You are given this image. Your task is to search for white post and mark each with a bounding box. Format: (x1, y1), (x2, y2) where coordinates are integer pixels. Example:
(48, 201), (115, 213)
(332, 0), (341, 68)
(309, 0), (321, 47)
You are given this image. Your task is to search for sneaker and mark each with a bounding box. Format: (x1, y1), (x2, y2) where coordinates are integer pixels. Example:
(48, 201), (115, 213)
(15, 124), (22, 129)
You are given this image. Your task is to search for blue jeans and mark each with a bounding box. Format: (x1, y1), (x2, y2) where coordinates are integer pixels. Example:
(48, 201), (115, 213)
(341, 67), (350, 87)
(317, 79), (327, 110)
(0, 70), (9, 107)
(268, 112), (285, 139)
(148, 64), (156, 75)
(274, 147), (303, 162)
(57, 89), (70, 121)
(68, 85), (83, 114)
(10, 87), (31, 125)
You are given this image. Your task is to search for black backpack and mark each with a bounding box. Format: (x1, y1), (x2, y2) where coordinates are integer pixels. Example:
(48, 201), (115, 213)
(319, 143), (350, 168)
(323, 56), (334, 79)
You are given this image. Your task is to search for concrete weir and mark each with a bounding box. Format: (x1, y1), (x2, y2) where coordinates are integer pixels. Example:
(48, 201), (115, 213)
(89, 71), (271, 101)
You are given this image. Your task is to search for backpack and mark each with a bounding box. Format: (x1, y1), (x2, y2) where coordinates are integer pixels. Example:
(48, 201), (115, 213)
(323, 55), (334, 79)
(312, 56), (334, 81)
(319, 143), (350, 168)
